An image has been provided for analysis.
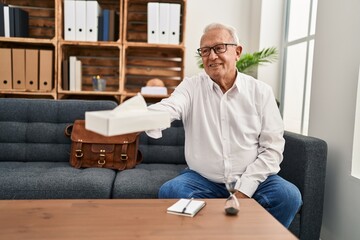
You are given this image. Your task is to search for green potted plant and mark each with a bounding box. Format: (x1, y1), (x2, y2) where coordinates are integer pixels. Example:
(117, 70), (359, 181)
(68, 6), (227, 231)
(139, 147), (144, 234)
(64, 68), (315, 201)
(197, 47), (278, 78)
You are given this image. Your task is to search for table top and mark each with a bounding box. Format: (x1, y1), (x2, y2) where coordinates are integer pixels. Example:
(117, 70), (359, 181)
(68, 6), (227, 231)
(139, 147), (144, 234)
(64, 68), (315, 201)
(0, 198), (297, 240)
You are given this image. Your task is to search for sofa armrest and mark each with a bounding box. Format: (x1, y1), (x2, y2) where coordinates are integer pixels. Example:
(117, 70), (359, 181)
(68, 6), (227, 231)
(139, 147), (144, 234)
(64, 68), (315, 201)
(279, 131), (327, 240)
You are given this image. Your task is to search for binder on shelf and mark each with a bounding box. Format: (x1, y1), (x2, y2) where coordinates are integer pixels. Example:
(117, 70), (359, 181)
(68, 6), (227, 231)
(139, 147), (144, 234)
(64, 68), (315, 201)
(64, 0), (76, 40)
(14, 8), (29, 37)
(102, 9), (110, 41)
(75, 59), (82, 91)
(108, 10), (115, 41)
(147, 2), (159, 43)
(0, 4), (5, 36)
(114, 11), (120, 40)
(168, 4), (181, 44)
(97, 14), (103, 41)
(75, 0), (86, 41)
(8, 6), (15, 37)
(25, 49), (39, 91)
(0, 48), (12, 90)
(69, 56), (77, 91)
(158, 3), (170, 44)
(3, 6), (10, 37)
(12, 48), (26, 90)
(62, 59), (69, 91)
(86, 0), (101, 41)
(39, 50), (53, 91)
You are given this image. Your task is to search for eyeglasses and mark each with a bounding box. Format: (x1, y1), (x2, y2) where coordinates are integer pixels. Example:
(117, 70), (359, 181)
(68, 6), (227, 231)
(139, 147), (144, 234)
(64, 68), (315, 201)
(197, 43), (237, 57)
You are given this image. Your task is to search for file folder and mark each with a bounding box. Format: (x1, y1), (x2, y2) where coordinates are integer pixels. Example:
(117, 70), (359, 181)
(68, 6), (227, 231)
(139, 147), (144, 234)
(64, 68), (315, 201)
(14, 8), (29, 37)
(0, 4), (4, 36)
(25, 49), (39, 91)
(169, 4), (181, 44)
(8, 7), (15, 37)
(75, 0), (87, 41)
(39, 50), (53, 91)
(12, 48), (26, 90)
(102, 9), (110, 41)
(108, 10), (115, 41)
(147, 2), (159, 43)
(3, 6), (10, 37)
(64, 0), (76, 40)
(86, 0), (101, 41)
(0, 48), (12, 90)
(158, 3), (170, 44)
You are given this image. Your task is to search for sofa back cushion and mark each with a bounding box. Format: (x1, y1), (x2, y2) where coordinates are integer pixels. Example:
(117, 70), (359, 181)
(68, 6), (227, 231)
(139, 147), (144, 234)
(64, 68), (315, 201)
(139, 120), (186, 164)
(0, 99), (117, 162)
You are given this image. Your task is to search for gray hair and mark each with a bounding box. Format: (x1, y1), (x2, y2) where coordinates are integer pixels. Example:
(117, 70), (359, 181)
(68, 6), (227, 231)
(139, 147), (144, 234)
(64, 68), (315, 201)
(203, 23), (240, 45)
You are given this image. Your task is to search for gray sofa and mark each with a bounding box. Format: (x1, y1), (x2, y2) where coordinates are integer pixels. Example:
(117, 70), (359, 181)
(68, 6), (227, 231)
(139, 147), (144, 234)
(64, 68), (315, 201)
(0, 98), (327, 240)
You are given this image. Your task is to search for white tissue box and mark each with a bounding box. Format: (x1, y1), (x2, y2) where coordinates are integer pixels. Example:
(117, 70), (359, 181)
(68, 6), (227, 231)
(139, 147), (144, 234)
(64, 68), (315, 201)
(141, 86), (168, 95)
(85, 110), (170, 136)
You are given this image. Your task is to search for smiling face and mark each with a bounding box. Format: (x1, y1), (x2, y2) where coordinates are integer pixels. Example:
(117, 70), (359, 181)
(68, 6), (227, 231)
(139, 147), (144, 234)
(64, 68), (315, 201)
(200, 28), (242, 90)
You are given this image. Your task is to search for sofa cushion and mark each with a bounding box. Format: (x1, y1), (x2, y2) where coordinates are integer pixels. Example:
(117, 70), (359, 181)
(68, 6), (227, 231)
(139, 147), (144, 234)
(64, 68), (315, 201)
(0, 98), (117, 162)
(112, 163), (187, 198)
(139, 120), (185, 164)
(0, 162), (116, 199)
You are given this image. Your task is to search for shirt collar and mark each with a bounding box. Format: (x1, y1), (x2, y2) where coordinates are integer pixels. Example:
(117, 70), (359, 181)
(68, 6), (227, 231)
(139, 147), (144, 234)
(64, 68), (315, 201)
(204, 71), (241, 92)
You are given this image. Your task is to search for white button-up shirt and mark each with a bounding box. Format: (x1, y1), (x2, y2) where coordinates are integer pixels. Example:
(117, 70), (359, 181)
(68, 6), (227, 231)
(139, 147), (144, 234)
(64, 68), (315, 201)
(147, 71), (285, 197)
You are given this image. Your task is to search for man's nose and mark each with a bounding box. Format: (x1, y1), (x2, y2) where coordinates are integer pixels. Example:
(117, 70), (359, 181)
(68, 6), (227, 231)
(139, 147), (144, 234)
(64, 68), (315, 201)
(208, 49), (218, 59)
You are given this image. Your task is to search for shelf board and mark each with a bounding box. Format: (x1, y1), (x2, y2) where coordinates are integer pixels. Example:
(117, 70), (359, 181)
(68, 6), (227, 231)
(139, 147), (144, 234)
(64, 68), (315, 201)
(58, 90), (120, 96)
(124, 41), (184, 48)
(0, 37), (55, 45)
(59, 40), (122, 48)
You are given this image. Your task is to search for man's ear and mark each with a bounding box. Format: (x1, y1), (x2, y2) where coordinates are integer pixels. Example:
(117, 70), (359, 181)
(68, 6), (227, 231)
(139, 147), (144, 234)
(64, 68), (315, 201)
(236, 45), (242, 61)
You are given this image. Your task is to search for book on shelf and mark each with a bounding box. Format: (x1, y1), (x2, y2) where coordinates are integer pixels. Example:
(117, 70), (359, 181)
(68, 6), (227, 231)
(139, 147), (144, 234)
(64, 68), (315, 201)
(167, 198), (206, 217)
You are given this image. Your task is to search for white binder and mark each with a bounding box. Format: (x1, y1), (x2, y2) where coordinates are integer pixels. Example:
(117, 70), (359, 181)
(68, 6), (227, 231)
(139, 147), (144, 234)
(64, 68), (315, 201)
(4, 6), (10, 37)
(64, 0), (76, 40)
(158, 3), (170, 44)
(69, 56), (77, 91)
(147, 2), (159, 43)
(86, 1), (101, 41)
(75, 0), (86, 41)
(168, 4), (181, 44)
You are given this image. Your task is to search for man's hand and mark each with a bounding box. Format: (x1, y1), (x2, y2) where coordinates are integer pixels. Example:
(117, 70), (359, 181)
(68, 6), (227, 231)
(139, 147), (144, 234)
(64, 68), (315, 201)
(234, 191), (250, 199)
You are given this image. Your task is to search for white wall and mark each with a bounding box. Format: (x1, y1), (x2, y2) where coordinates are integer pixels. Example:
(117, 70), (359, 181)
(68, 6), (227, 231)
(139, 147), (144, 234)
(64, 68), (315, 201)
(184, 0), (253, 77)
(309, 0), (360, 239)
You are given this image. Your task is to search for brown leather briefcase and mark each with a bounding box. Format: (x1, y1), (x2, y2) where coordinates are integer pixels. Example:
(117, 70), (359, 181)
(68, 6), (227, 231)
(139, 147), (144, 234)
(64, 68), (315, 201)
(65, 120), (142, 170)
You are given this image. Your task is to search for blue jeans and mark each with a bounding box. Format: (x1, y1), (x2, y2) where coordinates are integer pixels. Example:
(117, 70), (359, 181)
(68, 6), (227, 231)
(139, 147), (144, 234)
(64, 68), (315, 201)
(159, 169), (302, 228)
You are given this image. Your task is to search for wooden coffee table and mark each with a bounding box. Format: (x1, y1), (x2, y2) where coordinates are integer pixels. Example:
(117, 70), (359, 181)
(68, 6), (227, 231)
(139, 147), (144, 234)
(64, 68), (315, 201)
(0, 199), (297, 240)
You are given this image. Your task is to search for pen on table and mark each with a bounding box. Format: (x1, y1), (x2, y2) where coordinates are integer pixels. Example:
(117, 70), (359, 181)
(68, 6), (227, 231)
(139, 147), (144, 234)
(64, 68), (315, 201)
(182, 198), (194, 213)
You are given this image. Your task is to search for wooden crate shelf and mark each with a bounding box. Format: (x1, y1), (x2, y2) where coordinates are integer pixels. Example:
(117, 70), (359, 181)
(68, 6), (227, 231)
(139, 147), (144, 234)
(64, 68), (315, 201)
(123, 0), (186, 45)
(1, 0), (186, 103)
(58, 44), (121, 92)
(123, 45), (184, 94)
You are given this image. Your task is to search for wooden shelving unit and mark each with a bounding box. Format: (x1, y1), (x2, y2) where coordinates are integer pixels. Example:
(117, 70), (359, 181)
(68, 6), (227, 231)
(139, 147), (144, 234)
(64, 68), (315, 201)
(0, 0), (57, 99)
(0, 0), (186, 103)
